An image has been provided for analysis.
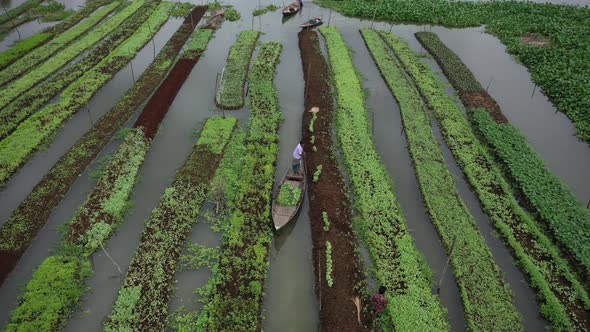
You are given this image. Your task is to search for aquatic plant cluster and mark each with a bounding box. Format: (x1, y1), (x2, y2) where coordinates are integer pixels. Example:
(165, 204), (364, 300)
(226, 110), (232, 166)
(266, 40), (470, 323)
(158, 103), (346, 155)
(319, 0), (590, 143)
(199, 41), (283, 331)
(381, 29), (590, 330)
(319, 26), (449, 331)
(216, 30), (259, 109)
(362, 28), (521, 331)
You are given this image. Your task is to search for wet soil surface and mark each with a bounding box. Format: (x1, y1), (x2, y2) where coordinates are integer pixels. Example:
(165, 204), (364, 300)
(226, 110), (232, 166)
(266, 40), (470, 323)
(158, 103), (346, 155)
(299, 29), (371, 331)
(461, 91), (507, 123)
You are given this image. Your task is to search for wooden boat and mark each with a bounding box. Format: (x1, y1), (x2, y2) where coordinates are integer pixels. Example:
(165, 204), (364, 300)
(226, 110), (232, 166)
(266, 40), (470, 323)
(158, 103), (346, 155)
(282, 1), (301, 16)
(300, 17), (322, 28)
(272, 159), (306, 231)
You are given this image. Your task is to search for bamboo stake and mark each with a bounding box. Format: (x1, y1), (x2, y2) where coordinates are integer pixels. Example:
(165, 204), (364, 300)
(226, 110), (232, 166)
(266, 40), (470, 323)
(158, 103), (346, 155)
(318, 248), (322, 310)
(437, 237), (458, 294)
(100, 242), (123, 276)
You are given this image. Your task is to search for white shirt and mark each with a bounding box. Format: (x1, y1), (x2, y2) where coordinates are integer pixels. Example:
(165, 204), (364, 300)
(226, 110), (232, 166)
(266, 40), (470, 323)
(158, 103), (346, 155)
(293, 144), (303, 159)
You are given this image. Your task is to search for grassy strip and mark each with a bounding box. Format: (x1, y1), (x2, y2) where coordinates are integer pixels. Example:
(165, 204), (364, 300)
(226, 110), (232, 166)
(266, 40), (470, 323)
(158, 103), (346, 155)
(0, 1), (158, 141)
(318, 0), (590, 143)
(0, 0), (113, 70)
(5, 255), (92, 332)
(216, 30), (260, 109)
(0, 6), (208, 287)
(105, 116), (236, 332)
(0, 1), (73, 35)
(0, 2), (173, 188)
(362, 28), (521, 331)
(379, 30), (590, 330)
(4, 128), (148, 332)
(3, 11), (211, 328)
(416, 31), (590, 289)
(0, 0), (42, 25)
(319, 26), (448, 331)
(0, 0), (144, 108)
(253, 4), (279, 16)
(198, 42), (282, 331)
(0, 1), (121, 89)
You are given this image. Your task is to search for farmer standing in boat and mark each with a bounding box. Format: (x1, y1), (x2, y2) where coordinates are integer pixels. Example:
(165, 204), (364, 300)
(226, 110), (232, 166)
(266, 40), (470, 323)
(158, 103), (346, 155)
(292, 140), (304, 176)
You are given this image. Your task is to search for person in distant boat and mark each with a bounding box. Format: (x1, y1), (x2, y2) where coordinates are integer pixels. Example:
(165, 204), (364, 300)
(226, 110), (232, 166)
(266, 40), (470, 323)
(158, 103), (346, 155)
(371, 285), (388, 315)
(292, 140), (304, 175)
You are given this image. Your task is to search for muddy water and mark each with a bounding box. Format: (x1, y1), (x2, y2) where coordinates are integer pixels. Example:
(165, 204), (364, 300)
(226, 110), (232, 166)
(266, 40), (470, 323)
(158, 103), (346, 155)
(0, 18), (182, 329)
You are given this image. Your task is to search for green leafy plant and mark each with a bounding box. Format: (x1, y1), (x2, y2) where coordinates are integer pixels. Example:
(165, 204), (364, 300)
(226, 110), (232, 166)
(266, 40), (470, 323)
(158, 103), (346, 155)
(276, 182), (302, 206)
(309, 111), (318, 132)
(0, 1), (124, 97)
(105, 117), (236, 331)
(0, 2), (173, 188)
(325, 241), (334, 287)
(319, 26), (449, 331)
(199, 42), (282, 331)
(225, 6), (241, 22)
(312, 164), (322, 182)
(310, 135), (315, 144)
(362, 28), (521, 331)
(312, 146), (317, 152)
(0, 2), (158, 141)
(318, 0), (590, 142)
(171, 2), (195, 17)
(216, 30), (260, 109)
(378, 29), (590, 331)
(253, 4), (279, 16)
(322, 211), (330, 232)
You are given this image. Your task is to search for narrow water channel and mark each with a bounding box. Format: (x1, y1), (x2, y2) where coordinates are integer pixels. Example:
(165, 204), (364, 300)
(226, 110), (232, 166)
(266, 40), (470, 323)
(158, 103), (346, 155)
(0, 19), (56, 52)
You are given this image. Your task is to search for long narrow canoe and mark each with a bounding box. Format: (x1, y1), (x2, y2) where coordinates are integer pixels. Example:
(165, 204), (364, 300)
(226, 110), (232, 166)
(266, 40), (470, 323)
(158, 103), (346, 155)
(272, 158), (306, 230)
(282, 1), (301, 16)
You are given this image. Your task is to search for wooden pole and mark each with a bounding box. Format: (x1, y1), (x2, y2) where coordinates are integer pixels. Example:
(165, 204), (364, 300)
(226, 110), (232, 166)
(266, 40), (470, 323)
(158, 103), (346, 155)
(304, 63), (311, 101)
(318, 249), (322, 311)
(486, 76), (493, 92)
(437, 237), (458, 294)
(327, 9), (332, 26)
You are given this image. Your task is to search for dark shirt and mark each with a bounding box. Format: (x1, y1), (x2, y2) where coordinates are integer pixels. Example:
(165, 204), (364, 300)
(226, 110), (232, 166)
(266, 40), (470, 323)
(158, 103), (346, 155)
(371, 293), (388, 314)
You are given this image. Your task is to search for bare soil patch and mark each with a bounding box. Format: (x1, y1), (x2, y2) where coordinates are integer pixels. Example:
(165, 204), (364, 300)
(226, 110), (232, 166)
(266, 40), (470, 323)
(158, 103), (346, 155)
(462, 91), (508, 124)
(299, 30), (371, 331)
(520, 33), (550, 47)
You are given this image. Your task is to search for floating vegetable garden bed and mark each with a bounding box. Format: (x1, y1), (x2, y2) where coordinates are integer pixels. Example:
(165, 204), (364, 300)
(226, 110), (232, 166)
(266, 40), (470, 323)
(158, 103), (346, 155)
(379, 30), (590, 330)
(215, 30), (259, 109)
(416, 31), (590, 290)
(3, 22), (212, 332)
(299, 29), (370, 331)
(0, 0), (146, 109)
(0, 1), (173, 188)
(318, 0), (590, 143)
(362, 28), (521, 331)
(0, 1), (122, 90)
(319, 26), (448, 331)
(0, 6), (208, 286)
(199, 41), (282, 331)
(106, 116), (235, 331)
(0, 0), (115, 70)
(0, 1), (158, 141)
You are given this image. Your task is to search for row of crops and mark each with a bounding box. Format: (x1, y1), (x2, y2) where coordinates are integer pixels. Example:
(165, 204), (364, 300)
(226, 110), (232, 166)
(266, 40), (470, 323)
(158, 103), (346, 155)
(0, 0), (589, 330)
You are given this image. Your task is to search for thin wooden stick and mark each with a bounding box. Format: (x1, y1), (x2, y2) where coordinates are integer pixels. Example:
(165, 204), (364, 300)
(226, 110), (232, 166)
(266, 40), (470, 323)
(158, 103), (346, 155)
(100, 242), (123, 276)
(437, 237), (458, 293)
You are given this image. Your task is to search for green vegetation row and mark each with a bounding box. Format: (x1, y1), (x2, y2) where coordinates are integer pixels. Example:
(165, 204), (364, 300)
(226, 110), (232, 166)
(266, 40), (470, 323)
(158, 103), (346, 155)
(4, 16), (211, 329)
(0, 0), (144, 109)
(378, 30), (590, 330)
(0, 0), (42, 25)
(253, 4), (279, 16)
(0, 1), (173, 188)
(0, 1), (121, 89)
(169, 126), (247, 331)
(0, 5), (206, 287)
(361, 28), (521, 331)
(414, 31), (482, 93)
(216, 30), (260, 109)
(0, 1), (158, 141)
(319, 26), (448, 331)
(0, 0), (72, 36)
(5, 128), (149, 332)
(0, 0), (116, 70)
(318, 0), (590, 143)
(415, 31), (590, 289)
(105, 116), (236, 331)
(471, 109), (590, 284)
(199, 41), (282, 331)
